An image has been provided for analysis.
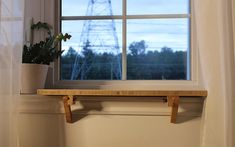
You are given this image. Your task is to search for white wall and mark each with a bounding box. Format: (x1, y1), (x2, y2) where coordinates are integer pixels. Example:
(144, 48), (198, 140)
(20, 0), (204, 147)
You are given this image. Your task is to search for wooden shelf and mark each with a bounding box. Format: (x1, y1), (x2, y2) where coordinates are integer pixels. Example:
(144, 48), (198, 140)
(37, 89), (207, 123)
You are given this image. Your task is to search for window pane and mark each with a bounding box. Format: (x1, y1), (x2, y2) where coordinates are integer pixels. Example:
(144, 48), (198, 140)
(60, 20), (122, 80)
(62, 0), (122, 16)
(127, 19), (189, 80)
(127, 0), (190, 15)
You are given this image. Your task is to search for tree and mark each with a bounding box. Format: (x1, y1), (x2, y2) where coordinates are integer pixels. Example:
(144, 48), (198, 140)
(61, 47), (78, 79)
(61, 40), (187, 80)
(80, 40), (95, 79)
(65, 47), (78, 59)
(129, 40), (148, 56)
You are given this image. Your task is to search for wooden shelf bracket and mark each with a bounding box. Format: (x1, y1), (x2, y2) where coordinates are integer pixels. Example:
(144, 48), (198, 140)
(167, 96), (180, 123)
(63, 95), (75, 123)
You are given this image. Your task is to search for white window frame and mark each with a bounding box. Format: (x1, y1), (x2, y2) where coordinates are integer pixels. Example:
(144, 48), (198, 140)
(53, 0), (200, 90)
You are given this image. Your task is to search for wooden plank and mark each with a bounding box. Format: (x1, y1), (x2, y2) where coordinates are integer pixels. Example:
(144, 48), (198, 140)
(37, 89), (207, 97)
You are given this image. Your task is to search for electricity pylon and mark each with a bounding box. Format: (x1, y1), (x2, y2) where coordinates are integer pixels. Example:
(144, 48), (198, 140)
(71, 0), (121, 80)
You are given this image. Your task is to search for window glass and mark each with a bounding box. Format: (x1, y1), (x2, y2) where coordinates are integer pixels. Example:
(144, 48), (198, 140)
(127, 0), (190, 15)
(127, 19), (189, 80)
(62, 0), (122, 16)
(60, 0), (191, 81)
(61, 20), (122, 80)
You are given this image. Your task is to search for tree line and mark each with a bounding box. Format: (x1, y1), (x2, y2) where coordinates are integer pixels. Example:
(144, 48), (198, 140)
(61, 40), (187, 80)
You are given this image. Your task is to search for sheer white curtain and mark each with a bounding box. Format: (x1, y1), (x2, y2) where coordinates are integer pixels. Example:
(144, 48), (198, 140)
(0, 0), (24, 147)
(193, 0), (235, 147)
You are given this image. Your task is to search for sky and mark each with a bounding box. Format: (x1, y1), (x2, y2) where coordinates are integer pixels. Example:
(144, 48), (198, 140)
(61, 0), (190, 54)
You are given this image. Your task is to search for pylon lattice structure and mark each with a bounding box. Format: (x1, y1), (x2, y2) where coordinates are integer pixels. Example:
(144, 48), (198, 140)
(70, 0), (121, 80)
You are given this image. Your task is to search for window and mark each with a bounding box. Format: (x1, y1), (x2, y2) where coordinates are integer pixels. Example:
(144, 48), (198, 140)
(58, 0), (192, 82)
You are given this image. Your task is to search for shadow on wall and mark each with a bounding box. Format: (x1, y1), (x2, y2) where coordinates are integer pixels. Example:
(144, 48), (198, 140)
(71, 101), (103, 123)
(176, 97), (205, 124)
(69, 97), (204, 124)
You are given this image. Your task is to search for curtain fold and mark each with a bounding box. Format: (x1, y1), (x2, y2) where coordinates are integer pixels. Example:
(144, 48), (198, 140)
(0, 0), (24, 147)
(228, 0), (235, 146)
(193, 0), (235, 147)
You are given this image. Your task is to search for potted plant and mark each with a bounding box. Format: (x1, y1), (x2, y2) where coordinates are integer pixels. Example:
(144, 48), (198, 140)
(21, 21), (71, 94)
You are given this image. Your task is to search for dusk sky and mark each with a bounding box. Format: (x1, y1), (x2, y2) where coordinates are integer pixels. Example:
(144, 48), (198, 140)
(61, 0), (190, 54)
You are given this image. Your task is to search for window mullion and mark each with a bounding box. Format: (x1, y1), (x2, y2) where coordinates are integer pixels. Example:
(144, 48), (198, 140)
(61, 15), (123, 20)
(122, 0), (127, 80)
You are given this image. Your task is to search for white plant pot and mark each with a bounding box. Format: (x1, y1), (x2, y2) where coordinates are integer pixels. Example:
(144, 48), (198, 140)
(21, 63), (49, 94)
